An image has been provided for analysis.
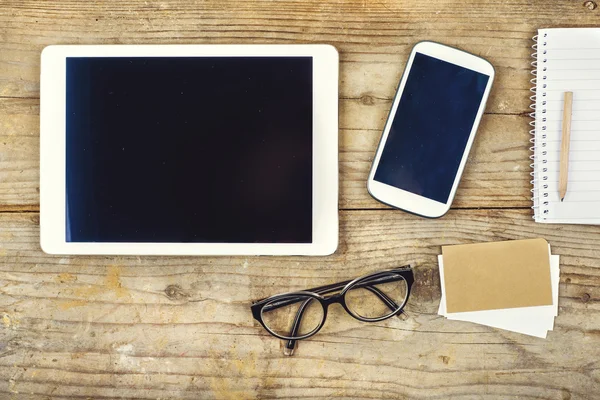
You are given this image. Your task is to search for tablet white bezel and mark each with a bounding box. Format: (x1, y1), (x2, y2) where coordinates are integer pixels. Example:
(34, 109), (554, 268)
(40, 44), (338, 256)
(367, 41), (494, 218)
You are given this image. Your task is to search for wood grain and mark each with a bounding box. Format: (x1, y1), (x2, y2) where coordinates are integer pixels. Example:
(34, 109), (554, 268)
(0, 99), (39, 210)
(0, 210), (600, 399)
(1, 0), (600, 398)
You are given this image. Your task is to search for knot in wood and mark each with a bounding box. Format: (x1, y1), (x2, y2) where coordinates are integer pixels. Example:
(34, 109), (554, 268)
(360, 94), (376, 106)
(581, 293), (591, 303)
(584, 1), (597, 10)
(164, 284), (190, 300)
(439, 355), (450, 365)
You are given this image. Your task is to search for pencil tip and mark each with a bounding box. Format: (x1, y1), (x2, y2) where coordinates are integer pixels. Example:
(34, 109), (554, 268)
(560, 197), (564, 202)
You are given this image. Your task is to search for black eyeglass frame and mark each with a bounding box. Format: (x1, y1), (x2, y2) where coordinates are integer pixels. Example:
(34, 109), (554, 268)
(250, 266), (414, 343)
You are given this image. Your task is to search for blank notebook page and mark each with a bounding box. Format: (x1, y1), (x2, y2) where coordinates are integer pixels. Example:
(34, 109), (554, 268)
(533, 28), (600, 224)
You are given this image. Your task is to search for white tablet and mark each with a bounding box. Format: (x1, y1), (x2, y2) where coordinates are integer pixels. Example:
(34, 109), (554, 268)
(40, 44), (339, 256)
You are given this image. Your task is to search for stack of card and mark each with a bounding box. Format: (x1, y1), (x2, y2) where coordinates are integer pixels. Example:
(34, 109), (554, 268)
(438, 238), (559, 338)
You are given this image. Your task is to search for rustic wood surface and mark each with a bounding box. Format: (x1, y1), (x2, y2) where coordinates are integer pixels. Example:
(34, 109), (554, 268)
(1, 0), (600, 398)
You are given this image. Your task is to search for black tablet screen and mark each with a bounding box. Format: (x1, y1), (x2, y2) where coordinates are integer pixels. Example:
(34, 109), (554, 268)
(65, 56), (313, 243)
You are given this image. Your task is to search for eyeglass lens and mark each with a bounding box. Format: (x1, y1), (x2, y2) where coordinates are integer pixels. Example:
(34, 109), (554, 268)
(261, 295), (325, 339)
(345, 273), (408, 320)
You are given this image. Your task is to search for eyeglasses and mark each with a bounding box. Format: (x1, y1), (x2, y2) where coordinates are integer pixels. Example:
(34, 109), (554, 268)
(250, 266), (414, 355)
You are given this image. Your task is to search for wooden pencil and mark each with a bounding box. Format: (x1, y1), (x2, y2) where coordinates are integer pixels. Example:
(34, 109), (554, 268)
(559, 91), (573, 202)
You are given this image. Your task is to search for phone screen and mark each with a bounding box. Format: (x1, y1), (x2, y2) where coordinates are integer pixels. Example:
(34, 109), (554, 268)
(374, 52), (490, 203)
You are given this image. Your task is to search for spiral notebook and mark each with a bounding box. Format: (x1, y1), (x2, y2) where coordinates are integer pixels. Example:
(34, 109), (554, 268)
(530, 28), (600, 224)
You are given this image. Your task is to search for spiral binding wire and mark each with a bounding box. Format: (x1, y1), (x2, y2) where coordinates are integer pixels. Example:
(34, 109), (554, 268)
(530, 33), (549, 220)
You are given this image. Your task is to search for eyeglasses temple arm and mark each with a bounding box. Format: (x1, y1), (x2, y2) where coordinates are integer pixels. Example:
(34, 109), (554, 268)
(284, 298), (313, 355)
(263, 274), (406, 313)
(364, 285), (400, 311)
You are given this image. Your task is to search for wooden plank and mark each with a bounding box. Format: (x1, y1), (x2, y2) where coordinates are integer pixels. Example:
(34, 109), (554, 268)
(0, 210), (599, 398)
(0, 98), (39, 209)
(340, 107), (532, 209)
(1, 0), (597, 111)
(0, 97), (531, 210)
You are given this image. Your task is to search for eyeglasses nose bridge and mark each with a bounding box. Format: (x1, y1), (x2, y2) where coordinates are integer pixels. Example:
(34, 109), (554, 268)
(322, 292), (344, 307)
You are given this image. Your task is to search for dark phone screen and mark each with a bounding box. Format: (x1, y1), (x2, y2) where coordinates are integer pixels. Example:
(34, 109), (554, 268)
(65, 56), (313, 243)
(374, 52), (489, 203)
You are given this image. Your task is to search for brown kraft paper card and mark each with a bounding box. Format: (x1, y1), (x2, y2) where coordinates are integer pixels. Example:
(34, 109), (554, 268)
(442, 238), (553, 313)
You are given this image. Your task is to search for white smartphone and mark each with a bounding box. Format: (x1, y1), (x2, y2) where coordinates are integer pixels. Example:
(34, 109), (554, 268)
(367, 41), (494, 218)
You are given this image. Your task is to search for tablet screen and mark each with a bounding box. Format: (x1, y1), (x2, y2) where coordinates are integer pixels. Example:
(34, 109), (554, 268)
(65, 57), (313, 243)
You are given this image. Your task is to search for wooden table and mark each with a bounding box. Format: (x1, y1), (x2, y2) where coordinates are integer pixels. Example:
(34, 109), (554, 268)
(1, 1), (599, 398)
